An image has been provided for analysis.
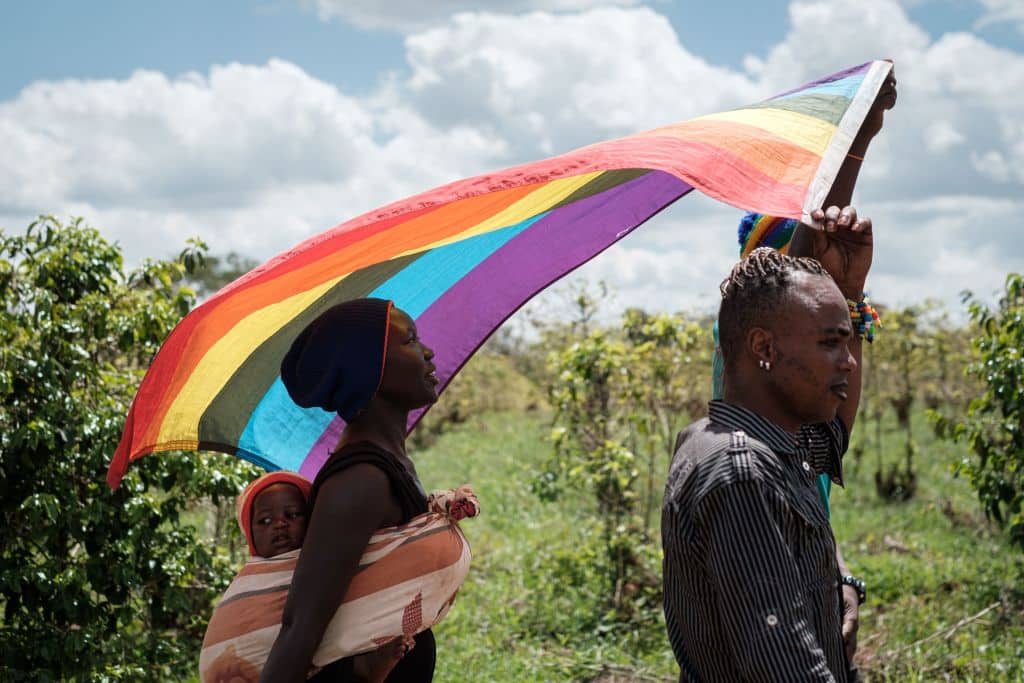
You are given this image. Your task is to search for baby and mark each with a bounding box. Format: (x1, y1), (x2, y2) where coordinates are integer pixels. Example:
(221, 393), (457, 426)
(236, 471), (312, 558)
(232, 472), (409, 683)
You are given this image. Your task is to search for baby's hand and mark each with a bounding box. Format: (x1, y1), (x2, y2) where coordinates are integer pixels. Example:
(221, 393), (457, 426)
(352, 636), (412, 683)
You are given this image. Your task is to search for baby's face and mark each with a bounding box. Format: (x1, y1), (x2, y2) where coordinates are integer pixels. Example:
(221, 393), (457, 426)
(251, 483), (308, 557)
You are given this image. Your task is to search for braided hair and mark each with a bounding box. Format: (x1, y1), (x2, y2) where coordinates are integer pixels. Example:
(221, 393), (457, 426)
(717, 247), (831, 368)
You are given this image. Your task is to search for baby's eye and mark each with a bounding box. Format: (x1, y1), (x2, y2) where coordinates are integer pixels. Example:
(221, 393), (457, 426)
(257, 516), (272, 525)
(286, 511), (305, 520)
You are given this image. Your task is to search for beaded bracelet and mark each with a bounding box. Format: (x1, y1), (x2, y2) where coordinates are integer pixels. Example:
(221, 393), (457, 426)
(848, 297), (881, 342)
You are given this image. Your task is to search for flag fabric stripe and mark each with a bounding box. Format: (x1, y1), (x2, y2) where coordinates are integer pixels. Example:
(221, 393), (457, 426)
(687, 109), (837, 155)
(107, 60), (893, 488)
(300, 171), (693, 476)
(200, 254), (426, 454)
(743, 94), (851, 126)
(770, 62), (871, 100)
(799, 60), (891, 222)
(181, 171), (647, 462)
(236, 217), (545, 472)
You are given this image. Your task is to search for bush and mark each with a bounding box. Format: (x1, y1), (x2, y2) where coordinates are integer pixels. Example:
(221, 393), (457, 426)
(0, 217), (256, 681)
(933, 273), (1024, 549)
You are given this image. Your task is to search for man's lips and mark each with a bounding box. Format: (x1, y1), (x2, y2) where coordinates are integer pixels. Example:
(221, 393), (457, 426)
(831, 383), (849, 400)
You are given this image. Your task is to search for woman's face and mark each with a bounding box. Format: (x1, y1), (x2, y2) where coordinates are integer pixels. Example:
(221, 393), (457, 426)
(376, 308), (438, 410)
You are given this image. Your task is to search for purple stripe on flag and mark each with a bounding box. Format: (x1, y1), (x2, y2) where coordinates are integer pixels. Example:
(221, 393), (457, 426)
(296, 170), (691, 478)
(298, 416), (345, 479)
(770, 61), (874, 100)
(409, 170), (692, 429)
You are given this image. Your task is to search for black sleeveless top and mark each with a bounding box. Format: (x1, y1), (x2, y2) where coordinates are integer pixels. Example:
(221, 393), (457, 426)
(307, 442), (436, 683)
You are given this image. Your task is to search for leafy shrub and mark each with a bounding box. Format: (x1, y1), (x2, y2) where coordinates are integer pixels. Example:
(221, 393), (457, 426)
(933, 273), (1024, 549)
(0, 217), (257, 681)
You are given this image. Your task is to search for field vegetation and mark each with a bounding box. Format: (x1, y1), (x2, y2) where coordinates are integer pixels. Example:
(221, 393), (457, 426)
(2, 218), (1022, 681)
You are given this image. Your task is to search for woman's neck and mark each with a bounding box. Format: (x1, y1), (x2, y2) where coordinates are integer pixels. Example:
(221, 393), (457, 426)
(335, 400), (409, 457)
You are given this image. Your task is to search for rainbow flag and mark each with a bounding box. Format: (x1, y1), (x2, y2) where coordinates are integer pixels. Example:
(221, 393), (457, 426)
(107, 60), (893, 488)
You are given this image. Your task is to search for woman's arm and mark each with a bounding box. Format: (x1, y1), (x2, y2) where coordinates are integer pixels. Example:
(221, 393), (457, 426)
(260, 464), (399, 683)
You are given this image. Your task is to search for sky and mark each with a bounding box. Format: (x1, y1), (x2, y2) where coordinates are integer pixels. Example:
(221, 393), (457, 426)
(2, 0), (1023, 321)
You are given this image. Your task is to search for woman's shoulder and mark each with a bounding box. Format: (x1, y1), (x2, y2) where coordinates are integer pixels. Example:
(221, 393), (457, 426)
(311, 441), (427, 520)
(317, 441), (401, 480)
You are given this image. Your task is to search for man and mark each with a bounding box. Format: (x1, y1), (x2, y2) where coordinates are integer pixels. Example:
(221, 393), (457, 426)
(662, 205), (876, 681)
(696, 66), (898, 674)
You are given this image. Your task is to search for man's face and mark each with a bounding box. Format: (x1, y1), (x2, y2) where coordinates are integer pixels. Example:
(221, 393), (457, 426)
(767, 273), (857, 425)
(251, 483), (307, 557)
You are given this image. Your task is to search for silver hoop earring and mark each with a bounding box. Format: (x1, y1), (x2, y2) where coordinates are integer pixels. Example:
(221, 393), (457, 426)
(759, 359), (771, 372)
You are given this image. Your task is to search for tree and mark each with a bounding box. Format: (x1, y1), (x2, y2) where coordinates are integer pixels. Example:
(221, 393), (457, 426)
(183, 251), (260, 299)
(0, 217), (257, 681)
(933, 273), (1024, 549)
(537, 293), (710, 617)
(869, 305), (924, 501)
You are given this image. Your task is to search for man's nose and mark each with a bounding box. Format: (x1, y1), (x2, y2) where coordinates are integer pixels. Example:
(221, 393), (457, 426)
(841, 346), (857, 372)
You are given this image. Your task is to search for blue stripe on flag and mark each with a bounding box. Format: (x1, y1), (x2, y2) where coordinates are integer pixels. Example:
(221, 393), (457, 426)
(236, 214), (546, 470)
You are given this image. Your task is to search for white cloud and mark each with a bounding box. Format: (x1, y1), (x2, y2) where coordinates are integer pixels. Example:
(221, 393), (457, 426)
(975, 0), (1024, 34)
(1, 1), (1021, 318)
(567, 195), (745, 315)
(0, 60), (509, 261)
(970, 149), (1013, 181)
(403, 8), (760, 156)
(304, 0), (638, 32)
(868, 195), (1023, 308)
(303, 0), (638, 32)
(924, 120), (965, 152)
(753, 0), (930, 90)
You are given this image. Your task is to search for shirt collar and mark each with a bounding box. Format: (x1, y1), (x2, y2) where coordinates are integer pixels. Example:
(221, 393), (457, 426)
(707, 400), (800, 456)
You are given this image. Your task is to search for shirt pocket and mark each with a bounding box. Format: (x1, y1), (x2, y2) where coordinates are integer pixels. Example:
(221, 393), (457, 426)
(786, 482), (838, 586)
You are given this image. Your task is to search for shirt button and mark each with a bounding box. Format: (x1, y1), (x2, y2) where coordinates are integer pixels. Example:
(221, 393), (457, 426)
(766, 614), (779, 626)
(802, 461), (811, 472)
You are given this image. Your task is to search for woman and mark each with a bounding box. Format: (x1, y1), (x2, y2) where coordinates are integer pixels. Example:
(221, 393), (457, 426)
(262, 298), (443, 682)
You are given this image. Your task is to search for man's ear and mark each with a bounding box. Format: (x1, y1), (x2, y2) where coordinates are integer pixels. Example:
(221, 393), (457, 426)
(747, 326), (774, 366)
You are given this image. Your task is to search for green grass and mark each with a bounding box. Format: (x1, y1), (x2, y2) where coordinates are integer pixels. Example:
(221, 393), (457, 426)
(413, 407), (1024, 682)
(833, 417), (1024, 682)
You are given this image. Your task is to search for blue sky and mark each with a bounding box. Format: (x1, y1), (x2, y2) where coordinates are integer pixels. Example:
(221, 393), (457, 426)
(4, 1), (1020, 98)
(2, 0), (1022, 315)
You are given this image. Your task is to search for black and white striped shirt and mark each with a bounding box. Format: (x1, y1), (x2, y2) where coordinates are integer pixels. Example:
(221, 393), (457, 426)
(662, 400), (849, 682)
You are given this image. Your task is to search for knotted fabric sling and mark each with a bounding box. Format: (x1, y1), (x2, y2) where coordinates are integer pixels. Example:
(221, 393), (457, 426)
(198, 486), (478, 682)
